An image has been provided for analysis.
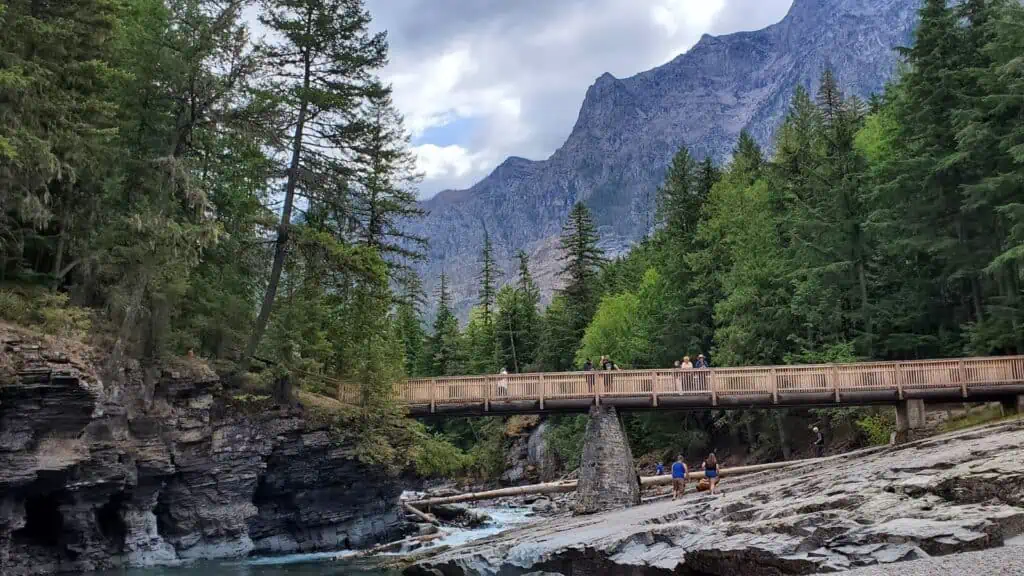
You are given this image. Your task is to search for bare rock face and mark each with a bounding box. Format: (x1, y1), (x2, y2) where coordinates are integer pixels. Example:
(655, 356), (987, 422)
(503, 419), (560, 485)
(575, 405), (640, 515)
(0, 327), (407, 575)
(405, 422), (1024, 575)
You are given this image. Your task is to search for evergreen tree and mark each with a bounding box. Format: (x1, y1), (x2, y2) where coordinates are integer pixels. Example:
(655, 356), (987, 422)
(514, 250), (541, 367)
(429, 273), (463, 376)
(244, 0), (389, 367)
(559, 202), (605, 345)
(351, 90), (426, 272)
(477, 231), (499, 325)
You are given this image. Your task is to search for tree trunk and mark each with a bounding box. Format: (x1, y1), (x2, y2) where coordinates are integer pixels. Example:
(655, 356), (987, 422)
(107, 277), (147, 379)
(51, 209), (68, 290)
(240, 49), (311, 371)
(857, 259), (871, 354)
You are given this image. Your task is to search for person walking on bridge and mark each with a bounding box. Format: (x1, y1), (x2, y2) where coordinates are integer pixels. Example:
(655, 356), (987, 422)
(671, 455), (688, 500)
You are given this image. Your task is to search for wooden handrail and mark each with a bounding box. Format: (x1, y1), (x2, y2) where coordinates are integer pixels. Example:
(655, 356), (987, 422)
(336, 356), (1024, 409)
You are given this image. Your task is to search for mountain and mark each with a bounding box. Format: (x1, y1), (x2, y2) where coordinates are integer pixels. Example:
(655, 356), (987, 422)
(409, 0), (920, 321)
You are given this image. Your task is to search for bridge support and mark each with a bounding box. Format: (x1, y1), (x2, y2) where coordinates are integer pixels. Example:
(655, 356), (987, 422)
(895, 398), (926, 443)
(574, 404), (640, 515)
(1001, 395), (1023, 417)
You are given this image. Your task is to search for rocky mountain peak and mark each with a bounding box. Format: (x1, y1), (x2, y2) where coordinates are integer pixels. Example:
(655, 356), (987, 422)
(410, 0), (922, 321)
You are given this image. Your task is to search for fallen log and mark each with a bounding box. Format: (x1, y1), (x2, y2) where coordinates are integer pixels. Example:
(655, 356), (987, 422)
(408, 447), (892, 508)
(403, 502), (439, 526)
(409, 481), (578, 507)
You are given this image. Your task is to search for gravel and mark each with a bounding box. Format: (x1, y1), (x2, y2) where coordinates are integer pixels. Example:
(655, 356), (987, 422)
(819, 545), (1024, 575)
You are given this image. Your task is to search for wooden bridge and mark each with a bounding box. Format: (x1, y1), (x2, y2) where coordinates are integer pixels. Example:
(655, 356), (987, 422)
(338, 356), (1024, 417)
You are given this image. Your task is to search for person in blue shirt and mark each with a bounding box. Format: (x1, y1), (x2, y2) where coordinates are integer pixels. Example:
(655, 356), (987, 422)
(655, 462), (665, 476)
(671, 456), (687, 500)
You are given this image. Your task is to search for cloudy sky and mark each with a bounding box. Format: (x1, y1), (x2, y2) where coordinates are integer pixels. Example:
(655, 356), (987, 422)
(364, 0), (794, 198)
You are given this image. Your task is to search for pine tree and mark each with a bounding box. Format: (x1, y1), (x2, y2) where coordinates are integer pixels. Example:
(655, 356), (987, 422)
(429, 273), (463, 376)
(244, 0), (388, 367)
(656, 146), (698, 239)
(477, 231), (499, 326)
(515, 250), (541, 367)
(559, 202), (605, 344)
(351, 90), (426, 272)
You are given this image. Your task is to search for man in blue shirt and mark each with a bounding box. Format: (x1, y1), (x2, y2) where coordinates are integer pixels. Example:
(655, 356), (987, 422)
(671, 455), (687, 500)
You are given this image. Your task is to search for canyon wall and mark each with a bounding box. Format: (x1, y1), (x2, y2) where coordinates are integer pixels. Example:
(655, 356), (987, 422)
(0, 325), (407, 575)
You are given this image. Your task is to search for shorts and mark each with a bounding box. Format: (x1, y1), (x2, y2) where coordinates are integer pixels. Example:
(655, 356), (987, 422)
(672, 479), (686, 492)
(706, 469), (718, 479)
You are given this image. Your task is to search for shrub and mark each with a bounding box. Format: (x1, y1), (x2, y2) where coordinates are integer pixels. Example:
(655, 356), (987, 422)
(413, 433), (471, 478)
(856, 412), (895, 445)
(0, 287), (91, 339)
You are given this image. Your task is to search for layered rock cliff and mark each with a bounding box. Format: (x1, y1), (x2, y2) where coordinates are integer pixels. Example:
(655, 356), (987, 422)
(410, 0), (920, 319)
(0, 324), (407, 575)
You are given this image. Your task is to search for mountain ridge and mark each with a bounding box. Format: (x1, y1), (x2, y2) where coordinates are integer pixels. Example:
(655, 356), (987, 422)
(410, 0), (921, 321)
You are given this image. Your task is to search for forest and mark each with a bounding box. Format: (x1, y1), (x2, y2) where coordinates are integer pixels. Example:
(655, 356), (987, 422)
(3, 0), (1024, 479)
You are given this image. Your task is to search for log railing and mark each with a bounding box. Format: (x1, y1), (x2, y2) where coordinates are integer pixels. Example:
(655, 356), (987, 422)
(337, 356), (1024, 409)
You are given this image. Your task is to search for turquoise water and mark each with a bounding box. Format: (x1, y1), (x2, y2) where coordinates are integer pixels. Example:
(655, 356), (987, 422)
(94, 504), (535, 576)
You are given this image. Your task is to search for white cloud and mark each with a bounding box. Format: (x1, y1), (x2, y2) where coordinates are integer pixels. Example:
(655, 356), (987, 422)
(412, 144), (478, 180)
(369, 0), (794, 197)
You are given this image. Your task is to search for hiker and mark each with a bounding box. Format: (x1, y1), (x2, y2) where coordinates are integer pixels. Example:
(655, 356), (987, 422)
(702, 452), (720, 495)
(600, 355), (616, 392)
(583, 358), (594, 371)
(813, 426), (825, 457)
(693, 354), (709, 389)
(679, 355), (694, 391)
(498, 367), (509, 396)
(655, 462), (665, 476)
(671, 455), (688, 500)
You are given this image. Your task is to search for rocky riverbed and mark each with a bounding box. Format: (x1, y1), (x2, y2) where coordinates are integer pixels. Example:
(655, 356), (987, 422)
(403, 421), (1024, 575)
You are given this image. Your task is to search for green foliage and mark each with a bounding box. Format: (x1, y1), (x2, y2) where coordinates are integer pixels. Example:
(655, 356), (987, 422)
(855, 412), (895, 446)
(559, 202), (606, 344)
(0, 286), (92, 339)
(413, 432), (473, 478)
(576, 268), (661, 368)
(545, 414), (588, 471)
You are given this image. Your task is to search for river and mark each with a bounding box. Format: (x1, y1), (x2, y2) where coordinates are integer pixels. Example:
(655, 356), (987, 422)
(92, 504), (535, 576)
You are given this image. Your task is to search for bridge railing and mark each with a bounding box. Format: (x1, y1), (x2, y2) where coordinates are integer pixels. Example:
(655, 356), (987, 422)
(376, 355), (1024, 408)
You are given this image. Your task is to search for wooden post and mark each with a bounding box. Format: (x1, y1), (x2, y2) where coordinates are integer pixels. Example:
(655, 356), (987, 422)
(831, 365), (840, 403)
(652, 373), (659, 407)
(896, 363), (904, 400)
(710, 370), (717, 407)
(959, 360), (967, 398)
(595, 374), (602, 406)
(484, 375), (491, 412)
(771, 368), (778, 404)
(430, 378), (436, 414)
(539, 374), (545, 411)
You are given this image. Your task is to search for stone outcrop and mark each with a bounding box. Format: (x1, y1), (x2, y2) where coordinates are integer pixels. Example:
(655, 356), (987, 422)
(502, 418), (559, 485)
(574, 405), (640, 515)
(405, 422), (1024, 575)
(0, 325), (407, 575)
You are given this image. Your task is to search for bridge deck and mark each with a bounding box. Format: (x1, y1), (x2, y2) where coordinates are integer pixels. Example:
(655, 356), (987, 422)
(339, 356), (1024, 416)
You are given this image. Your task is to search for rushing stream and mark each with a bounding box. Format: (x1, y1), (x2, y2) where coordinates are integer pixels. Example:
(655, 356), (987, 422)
(91, 504), (535, 576)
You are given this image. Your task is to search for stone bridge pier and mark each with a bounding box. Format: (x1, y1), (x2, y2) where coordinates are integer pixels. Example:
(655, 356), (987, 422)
(574, 404), (641, 515)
